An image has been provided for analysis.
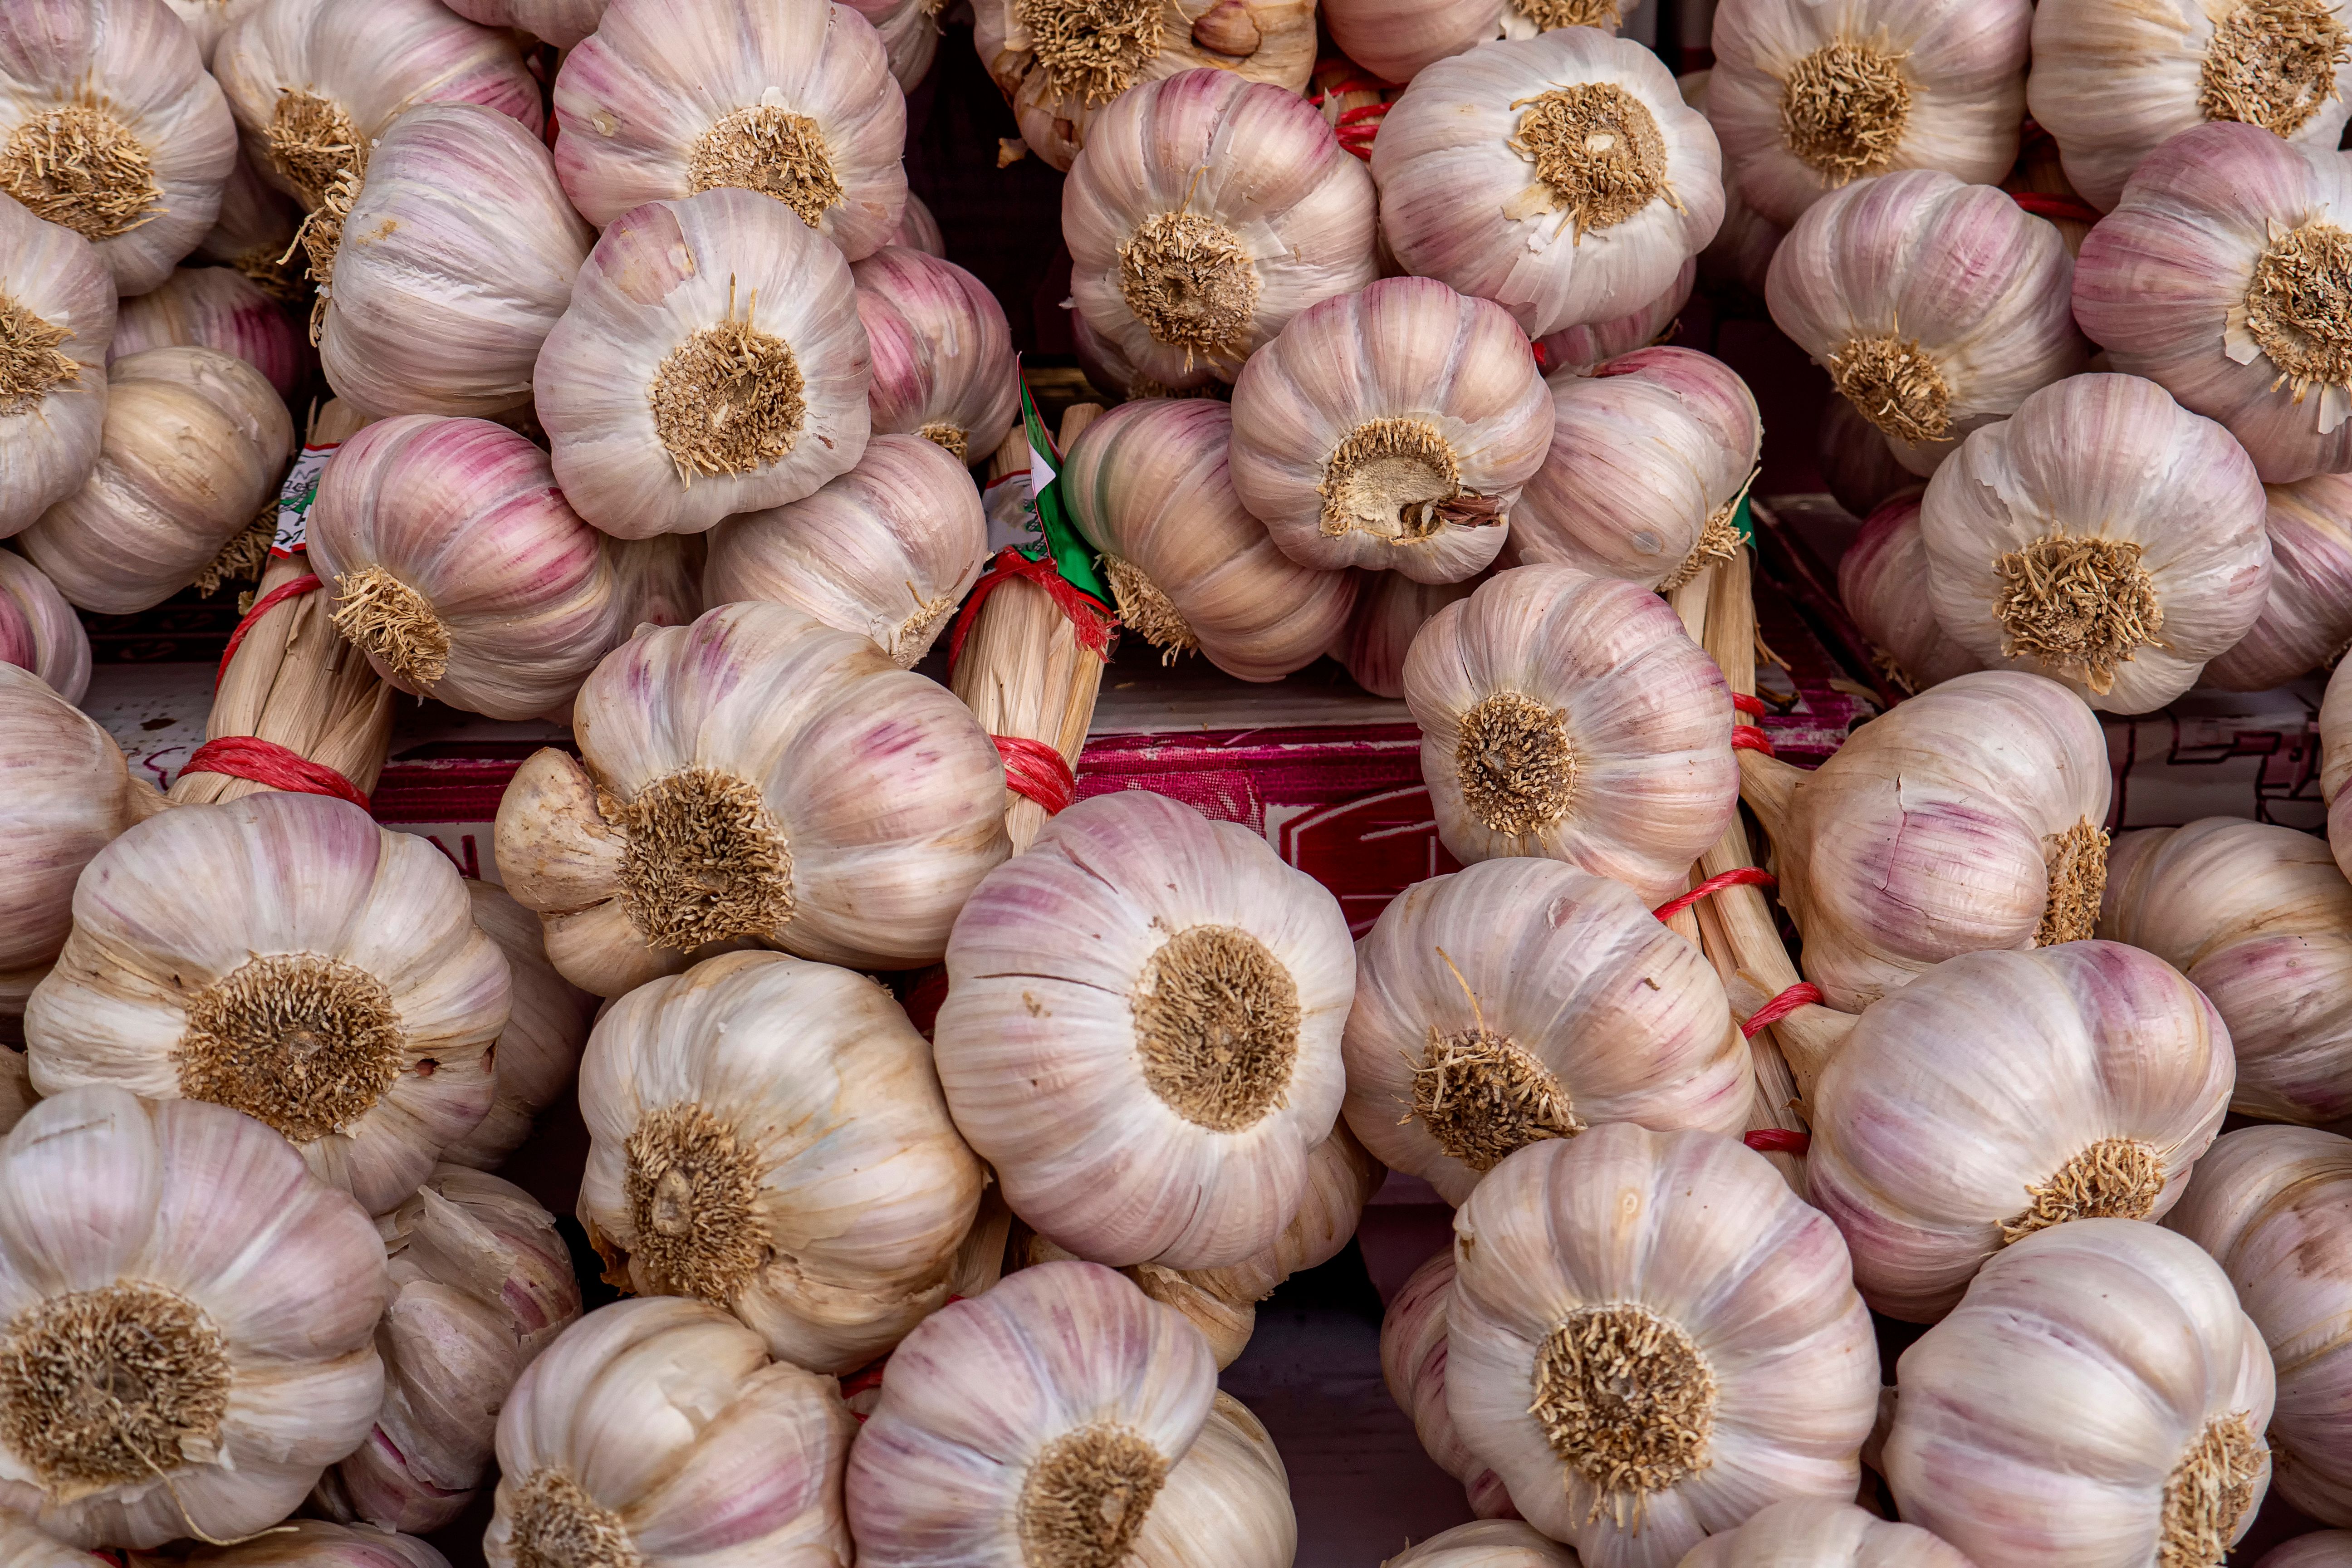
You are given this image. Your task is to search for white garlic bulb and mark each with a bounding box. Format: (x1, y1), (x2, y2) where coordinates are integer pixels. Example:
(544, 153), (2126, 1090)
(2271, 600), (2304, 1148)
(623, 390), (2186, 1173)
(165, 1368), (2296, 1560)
(1535, 255), (1692, 379)
(1229, 276), (1552, 583)
(488, 1297), (856, 1568)
(0, 1086), (387, 1547)
(1380, 1249), (1515, 1520)
(1402, 562), (1740, 906)
(855, 246), (1017, 466)
(162, 0), (264, 65)
(1448, 1126), (1880, 1566)
(1836, 493), (1981, 693)
(1331, 571), (1478, 699)
(702, 433), (987, 668)
(1680, 1499), (1981, 1567)
(1372, 29), (1724, 340)
(0, 1517), (110, 1568)
(535, 188), (873, 539)
(0, 549), (92, 702)
(1884, 1218), (2276, 1568)
(2204, 474), (2352, 691)
(1064, 68), (1379, 391)
(25, 791), (511, 1215)
(1816, 392), (1917, 520)
(111, 266), (300, 398)
(1382, 1520), (1580, 1567)
(495, 600), (1010, 994)
(439, 881), (594, 1171)
(0, 194), (113, 540)
(181, 1521), (449, 1568)
(2264, 1536), (2352, 1568)
(442, 0), (605, 49)
(1323, 0), (1622, 88)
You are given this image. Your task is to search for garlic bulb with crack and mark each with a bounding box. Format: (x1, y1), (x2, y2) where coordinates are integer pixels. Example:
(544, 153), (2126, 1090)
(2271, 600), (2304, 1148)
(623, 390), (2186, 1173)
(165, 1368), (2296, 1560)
(439, 882), (594, 1171)
(0, 551), (91, 702)
(1837, 493), (1982, 694)
(111, 266), (299, 398)
(1331, 571), (1477, 699)
(1817, 392), (1917, 520)
(1535, 256), (1692, 379)
(936, 790), (1352, 1270)
(1372, 29), (1724, 340)
(853, 246), (1017, 465)
(1381, 1249), (1516, 1519)
(1884, 1217), (2275, 1567)
(535, 188), (872, 539)
(180, 1521), (449, 1568)
(2204, 474), (2352, 691)
(1920, 372), (2272, 712)
(0, 1086), (387, 1547)
(1402, 562), (1740, 905)
(0, 195), (113, 540)
(495, 599), (1010, 993)
(1448, 1126), (1880, 1566)
(1382, 1521), (1579, 1567)
(702, 433), (987, 668)
(1063, 68), (1378, 392)
(1229, 276), (1552, 583)
(25, 791), (511, 1215)
(1680, 1499), (1981, 1567)
(441, 0), (605, 49)
(487, 1296), (855, 1568)
(1322, 0), (1622, 89)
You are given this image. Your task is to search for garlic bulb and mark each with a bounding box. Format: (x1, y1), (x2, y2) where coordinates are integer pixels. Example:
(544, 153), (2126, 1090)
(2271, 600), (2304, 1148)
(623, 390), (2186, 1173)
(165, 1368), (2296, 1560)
(1884, 1218), (2276, 1567)
(1919, 373), (2272, 712)
(1402, 562), (1740, 905)
(111, 266), (300, 398)
(1836, 494), (1981, 694)
(2204, 475), (2352, 691)
(318, 104), (593, 421)
(163, 0), (263, 65)
(2028, 0), (2352, 213)
(0, 194), (113, 540)
(702, 433), (986, 668)
(0, 1516), (108, 1568)
(1344, 857), (1753, 1203)
(1679, 1499), (1981, 1567)
(1447, 1126), (1880, 1565)
(1380, 1249), (1515, 1519)
(1382, 1521), (1579, 1567)
(845, 1259), (1218, 1564)
(1535, 256), (1692, 379)
(16, 345), (293, 614)
(181, 1521), (449, 1568)
(607, 534), (706, 636)
(0, 550), (91, 702)
(25, 791), (511, 1215)
(1331, 571), (1477, 699)
(495, 600), (1010, 993)
(936, 790), (1352, 1270)
(0, 1086), (387, 1547)
(535, 189), (873, 539)
(551, 0), (906, 255)
(438, 881), (594, 1171)
(0, 0), (236, 295)
(1064, 68), (1379, 391)
(194, 151), (301, 299)
(853, 246), (1017, 465)
(1816, 392), (1917, 520)
(889, 189), (945, 255)
(1372, 29), (1724, 341)
(488, 1297), (856, 1568)
(441, 0), (605, 49)
(1322, 0), (1622, 89)
(309, 415), (629, 721)
(1062, 396), (1359, 681)
(1512, 345), (1761, 590)
(1706, 0), (2032, 228)
(2072, 123), (2352, 485)
(2264, 1537), (2352, 1568)
(1129, 1391), (1296, 1568)
(1681, 70), (1784, 297)
(1229, 276), (1551, 583)
(1766, 171), (2086, 476)
(316, 1167), (581, 1534)
(835, 0), (939, 93)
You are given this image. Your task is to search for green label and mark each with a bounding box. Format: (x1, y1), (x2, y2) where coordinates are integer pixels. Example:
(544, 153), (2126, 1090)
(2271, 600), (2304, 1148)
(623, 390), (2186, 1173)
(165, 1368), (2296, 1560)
(1016, 368), (1110, 605)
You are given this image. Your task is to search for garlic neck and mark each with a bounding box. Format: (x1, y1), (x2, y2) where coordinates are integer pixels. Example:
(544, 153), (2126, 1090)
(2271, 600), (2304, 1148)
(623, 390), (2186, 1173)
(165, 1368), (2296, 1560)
(1735, 748), (1800, 843)
(2199, 0), (2347, 138)
(1778, 40), (1912, 185)
(1725, 969), (1854, 1100)
(1016, 1423), (1170, 1568)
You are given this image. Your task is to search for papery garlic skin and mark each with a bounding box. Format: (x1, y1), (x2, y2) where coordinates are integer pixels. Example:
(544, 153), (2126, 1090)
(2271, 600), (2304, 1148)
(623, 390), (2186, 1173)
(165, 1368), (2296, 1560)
(1373, 29), (1724, 341)
(182, 1521), (449, 1568)
(1381, 1250), (1517, 1520)
(2264, 1535), (2352, 1568)
(1681, 71), (1785, 296)
(1885, 1218), (2276, 1568)
(1817, 394), (1917, 520)
(1680, 1498), (1981, 1567)
(853, 247), (1017, 466)
(1402, 562), (1740, 905)
(606, 533), (706, 637)
(888, 189), (945, 255)
(1130, 1392), (1296, 1568)
(1332, 571), (1477, 699)
(1536, 256), (1692, 379)
(111, 266), (300, 398)
(0, 195), (113, 540)
(838, 0), (939, 93)
(25, 792), (510, 1215)
(0, 1516), (105, 1568)
(438, 882), (594, 1171)
(0, 1087), (387, 1547)
(488, 1297), (855, 1568)
(1382, 1520), (1579, 1567)
(1837, 494), (1981, 694)
(163, 0), (263, 65)
(1448, 1127), (1880, 1567)
(0, 551), (91, 702)
(195, 150), (301, 298)
(1323, 0), (1622, 89)
(442, 0), (606, 49)
(2204, 475), (2352, 690)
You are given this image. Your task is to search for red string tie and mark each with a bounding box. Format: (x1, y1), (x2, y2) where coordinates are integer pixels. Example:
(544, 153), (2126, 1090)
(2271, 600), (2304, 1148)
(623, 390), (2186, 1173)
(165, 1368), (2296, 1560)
(2010, 190), (2102, 225)
(1730, 692), (1767, 718)
(1652, 867), (1778, 923)
(1732, 725), (1775, 755)
(1741, 981), (1823, 1039)
(995, 734), (1076, 816)
(947, 547), (1117, 675)
(216, 573), (323, 687)
(1743, 1128), (1812, 1157)
(181, 735), (370, 810)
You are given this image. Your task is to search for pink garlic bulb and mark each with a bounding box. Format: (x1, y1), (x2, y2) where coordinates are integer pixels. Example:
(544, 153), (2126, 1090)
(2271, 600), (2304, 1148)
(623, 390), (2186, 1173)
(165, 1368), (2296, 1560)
(1330, 570), (1476, 699)
(888, 189), (946, 255)
(1681, 1499), (1982, 1567)
(1837, 493), (1982, 693)
(442, 0), (607, 49)
(180, 1523), (448, 1568)
(1322, 0), (1621, 88)
(0, 551), (90, 703)
(1534, 256), (1692, 380)
(439, 882), (593, 1171)
(1380, 1250), (1517, 1522)
(1229, 277), (1551, 584)
(703, 433), (986, 668)
(0, 192), (113, 541)
(2204, 475), (2352, 690)
(1372, 29), (1724, 340)
(838, 0), (938, 92)
(853, 246), (1017, 466)
(112, 265), (301, 397)
(2264, 1537), (2352, 1568)
(163, 0), (263, 64)
(1816, 392), (1917, 519)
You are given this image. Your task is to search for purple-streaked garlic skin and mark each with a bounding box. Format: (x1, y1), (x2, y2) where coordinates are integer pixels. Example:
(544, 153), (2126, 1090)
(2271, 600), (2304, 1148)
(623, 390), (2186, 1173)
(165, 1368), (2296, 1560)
(441, 0), (606, 49)
(0, 551), (90, 703)
(1536, 257), (1693, 382)
(438, 882), (595, 1171)
(853, 247), (1019, 466)
(1381, 1249), (1527, 1523)
(1837, 493), (1981, 693)
(113, 265), (302, 397)
(2204, 473), (2352, 691)
(1330, 570), (1477, 698)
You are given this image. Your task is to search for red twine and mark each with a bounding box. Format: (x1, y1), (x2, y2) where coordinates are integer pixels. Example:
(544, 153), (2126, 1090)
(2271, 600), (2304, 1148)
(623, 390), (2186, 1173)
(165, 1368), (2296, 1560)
(1308, 68), (1396, 160)
(947, 548), (1117, 675)
(1732, 725), (1775, 755)
(1730, 693), (1767, 718)
(995, 734), (1077, 815)
(181, 735), (370, 810)
(1743, 1127), (1813, 1157)
(216, 573), (323, 687)
(1652, 867), (1778, 923)
(1741, 981), (1823, 1039)
(2010, 190), (2101, 225)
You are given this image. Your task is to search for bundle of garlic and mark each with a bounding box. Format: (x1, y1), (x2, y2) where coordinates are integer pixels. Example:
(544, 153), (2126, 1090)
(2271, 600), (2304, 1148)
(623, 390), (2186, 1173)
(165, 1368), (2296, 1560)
(496, 600), (1010, 993)
(2267, 1537), (2352, 1568)
(1402, 562), (1740, 904)
(0, 195), (113, 539)
(1373, 28), (1723, 341)
(0, 1087), (387, 1546)
(1885, 1218), (2275, 1566)
(487, 1297), (856, 1568)
(25, 791), (512, 1215)
(1816, 392), (1917, 519)
(1380, 1249), (1514, 1519)
(1512, 344), (1761, 590)
(438, 882), (594, 1170)
(0, 550), (91, 702)
(1681, 1499), (1982, 1567)
(315, 1168), (581, 1534)
(1919, 373), (2273, 710)
(1064, 69), (1378, 391)
(194, 151), (302, 299)
(442, 0), (604, 49)
(164, 0), (262, 65)
(16, 346), (292, 614)
(1382, 1521), (1579, 1567)
(1534, 256), (1692, 380)
(111, 266), (301, 398)
(1448, 1127), (1879, 1564)
(1837, 494), (1982, 693)
(1322, 0), (1621, 89)
(180, 1521), (449, 1568)
(1063, 396), (1359, 680)
(535, 189), (873, 539)
(852, 247), (1016, 465)
(1331, 572), (1476, 699)
(1228, 277), (1551, 583)
(2203, 475), (2352, 690)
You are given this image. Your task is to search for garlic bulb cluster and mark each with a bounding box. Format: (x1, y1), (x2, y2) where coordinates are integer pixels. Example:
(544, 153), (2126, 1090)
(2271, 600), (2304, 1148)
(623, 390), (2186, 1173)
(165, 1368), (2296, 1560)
(1448, 1126), (1880, 1565)
(488, 1297), (856, 1568)
(25, 791), (512, 1215)
(439, 882), (595, 1170)
(1381, 1249), (1514, 1519)
(1885, 1218), (2276, 1567)
(1373, 29), (1724, 341)
(1534, 256), (1693, 379)
(0, 1087), (387, 1547)
(535, 189), (873, 539)
(853, 246), (1017, 464)
(1682, 1499), (1981, 1567)
(1921, 373), (2273, 712)
(1837, 494), (1982, 693)
(0, 550), (91, 702)
(17, 345), (293, 614)
(182, 1521), (450, 1568)
(702, 433), (987, 668)
(1323, 0), (1622, 90)
(442, 0), (605, 49)
(1816, 391), (1917, 519)
(1063, 396), (1359, 681)
(0, 195), (113, 539)
(2205, 474), (2352, 691)
(1229, 277), (1551, 583)
(1402, 562), (1740, 905)
(936, 790), (1353, 1269)
(495, 600), (1010, 993)
(1331, 571), (1477, 700)
(1064, 69), (1378, 391)
(1383, 1521), (1580, 1567)
(111, 266), (299, 398)
(1767, 170), (2086, 475)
